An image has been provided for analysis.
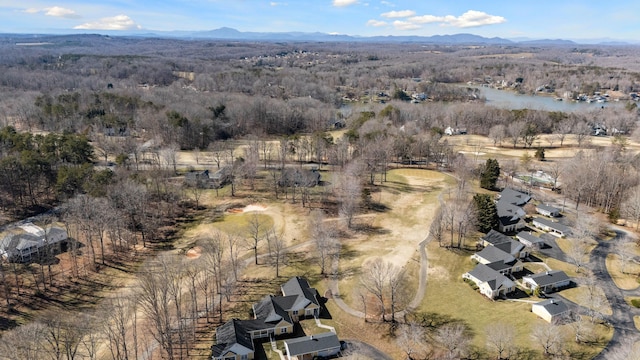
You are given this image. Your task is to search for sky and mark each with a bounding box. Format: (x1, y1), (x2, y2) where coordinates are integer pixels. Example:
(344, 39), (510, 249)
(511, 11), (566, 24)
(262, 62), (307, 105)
(1, 0), (639, 41)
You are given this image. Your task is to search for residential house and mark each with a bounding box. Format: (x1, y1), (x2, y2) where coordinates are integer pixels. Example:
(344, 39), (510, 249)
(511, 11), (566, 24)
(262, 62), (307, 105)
(211, 277), (332, 360)
(472, 246), (516, 265)
(252, 295), (296, 337)
(0, 223), (68, 263)
(280, 276), (321, 321)
(462, 263), (516, 299)
(523, 270), (571, 293)
(283, 332), (341, 360)
(532, 299), (571, 324)
(536, 204), (560, 217)
(480, 230), (529, 259)
(532, 217), (571, 238)
(496, 188), (530, 233)
(211, 319), (256, 360)
(444, 126), (467, 136)
(516, 231), (545, 249)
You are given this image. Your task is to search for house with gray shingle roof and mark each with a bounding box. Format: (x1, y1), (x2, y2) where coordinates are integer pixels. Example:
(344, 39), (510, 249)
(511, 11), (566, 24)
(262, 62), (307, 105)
(532, 299), (571, 323)
(516, 231), (545, 249)
(463, 263), (516, 299)
(523, 270), (571, 293)
(283, 332), (341, 360)
(211, 277), (334, 360)
(532, 217), (571, 238)
(536, 203), (561, 217)
(496, 188), (530, 232)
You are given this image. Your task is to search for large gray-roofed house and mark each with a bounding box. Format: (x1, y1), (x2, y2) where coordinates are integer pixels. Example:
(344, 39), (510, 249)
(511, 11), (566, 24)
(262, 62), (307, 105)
(283, 332), (341, 360)
(211, 319), (256, 360)
(0, 223), (68, 263)
(280, 276), (321, 320)
(523, 270), (571, 293)
(481, 230), (513, 247)
(462, 263), (516, 299)
(498, 188), (531, 206)
(472, 246), (516, 265)
(532, 217), (571, 238)
(496, 188), (530, 233)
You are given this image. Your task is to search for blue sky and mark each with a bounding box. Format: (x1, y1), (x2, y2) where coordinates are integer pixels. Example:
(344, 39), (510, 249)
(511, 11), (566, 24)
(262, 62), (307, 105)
(1, 1), (639, 40)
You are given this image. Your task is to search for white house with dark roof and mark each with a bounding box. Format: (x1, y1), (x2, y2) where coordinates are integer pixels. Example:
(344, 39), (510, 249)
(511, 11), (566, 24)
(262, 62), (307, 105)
(516, 231), (545, 249)
(532, 299), (571, 323)
(523, 270), (571, 293)
(536, 204), (561, 217)
(480, 230), (529, 259)
(212, 277), (332, 360)
(211, 319), (256, 360)
(463, 263), (516, 299)
(283, 332), (341, 360)
(280, 276), (321, 321)
(532, 217), (571, 238)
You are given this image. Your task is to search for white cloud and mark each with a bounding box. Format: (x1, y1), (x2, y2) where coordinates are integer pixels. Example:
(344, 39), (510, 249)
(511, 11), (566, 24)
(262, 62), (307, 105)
(408, 15), (445, 24)
(393, 20), (421, 31)
(444, 10), (506, 28)
(270, 2), (287, 6)
(381, 1), (395, 7)
(366, 19), (388, 27)
(22, 6), (79, 18)
(74, 15), (142, 30)
(45, 6), (79, 18)
(381, 10), (415, 18)
(332, 0), (358, 7)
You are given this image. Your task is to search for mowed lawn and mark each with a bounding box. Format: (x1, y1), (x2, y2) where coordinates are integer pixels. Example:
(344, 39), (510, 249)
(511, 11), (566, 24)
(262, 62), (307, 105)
(420, 243), (612, 357)
(420, 243), (541, 350)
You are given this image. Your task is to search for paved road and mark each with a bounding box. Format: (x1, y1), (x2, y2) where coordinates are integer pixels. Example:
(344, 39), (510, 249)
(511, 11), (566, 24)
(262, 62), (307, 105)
(590, 229), (640, 359)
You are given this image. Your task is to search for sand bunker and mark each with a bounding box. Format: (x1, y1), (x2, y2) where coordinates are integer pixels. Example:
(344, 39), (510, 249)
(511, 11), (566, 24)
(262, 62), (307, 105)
(228, 204), (268, 213)
(186, 246), (202, 259)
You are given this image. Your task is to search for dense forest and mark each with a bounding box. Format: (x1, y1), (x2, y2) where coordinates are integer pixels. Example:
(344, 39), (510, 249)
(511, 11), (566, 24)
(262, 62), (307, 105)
(1, 34), (640, 359)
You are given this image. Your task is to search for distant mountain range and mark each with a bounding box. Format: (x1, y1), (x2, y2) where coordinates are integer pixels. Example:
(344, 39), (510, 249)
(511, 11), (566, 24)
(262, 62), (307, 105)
(4, 27), (639, 46)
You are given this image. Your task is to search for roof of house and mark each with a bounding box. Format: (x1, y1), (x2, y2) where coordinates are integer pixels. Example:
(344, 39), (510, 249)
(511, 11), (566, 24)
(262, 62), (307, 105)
(498, 188), (531, 206)
(497, 203), (524, 225)
(494, 240), (525, 256)
(533, 299), (570, 316)
(474, 246), (516, 264)
(516, 231), (544, 245)
(533, 217), (571, 234)
(482, 230), (513, 246)
(281, 276), (320, 310)
(465, 263), (514, 291)
(284, 332), (340, 356)
(536, 204), (560, 213)
(485, 259), (520, 273)
(525, 270), (571, 287)
(253, 295), (295, 324)
(211, 319), (255, 358)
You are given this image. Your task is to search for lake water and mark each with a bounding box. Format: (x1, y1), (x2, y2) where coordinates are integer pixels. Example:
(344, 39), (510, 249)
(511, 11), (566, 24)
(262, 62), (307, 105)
(473, 86), (624, 113)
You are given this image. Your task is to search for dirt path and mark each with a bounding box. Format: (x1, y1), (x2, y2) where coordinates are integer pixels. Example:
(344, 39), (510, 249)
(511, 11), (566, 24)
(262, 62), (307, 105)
(329, 170), (451, 320)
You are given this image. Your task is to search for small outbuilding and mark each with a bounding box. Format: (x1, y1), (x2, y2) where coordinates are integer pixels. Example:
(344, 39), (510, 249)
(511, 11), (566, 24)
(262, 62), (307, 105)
(532, 299), (570, 323)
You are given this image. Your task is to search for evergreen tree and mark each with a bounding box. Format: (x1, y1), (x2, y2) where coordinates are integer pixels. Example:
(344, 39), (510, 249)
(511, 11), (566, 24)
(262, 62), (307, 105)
(473, 193), (499, 233)
(480, 158), (500, 190)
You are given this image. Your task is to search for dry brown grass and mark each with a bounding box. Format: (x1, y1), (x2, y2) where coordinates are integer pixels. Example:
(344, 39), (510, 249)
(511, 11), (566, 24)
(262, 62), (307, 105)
(606, 254), (640, 290)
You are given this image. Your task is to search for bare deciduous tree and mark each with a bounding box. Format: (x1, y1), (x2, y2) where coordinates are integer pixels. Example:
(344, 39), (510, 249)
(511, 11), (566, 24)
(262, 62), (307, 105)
(436, 323), (470, 360)
(485, 322), (515, 359)
(531, 323), (565, 357)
